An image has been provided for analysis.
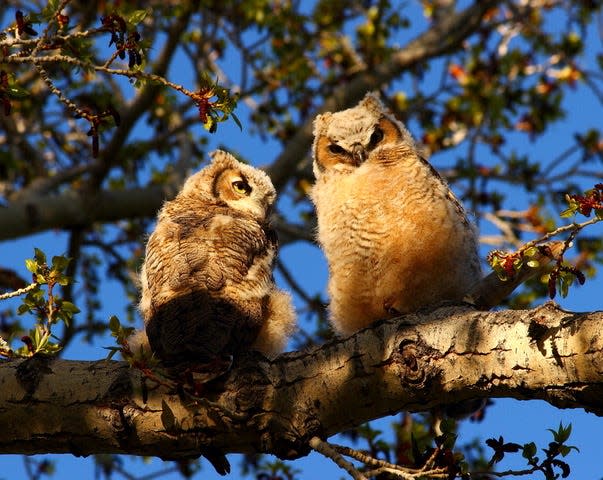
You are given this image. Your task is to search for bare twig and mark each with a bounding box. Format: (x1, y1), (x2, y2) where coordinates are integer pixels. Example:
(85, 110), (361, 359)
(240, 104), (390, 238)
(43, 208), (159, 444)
(322, 440), (450, 480)
(309, 437), (368, 480)
(0, 282), (37, 301)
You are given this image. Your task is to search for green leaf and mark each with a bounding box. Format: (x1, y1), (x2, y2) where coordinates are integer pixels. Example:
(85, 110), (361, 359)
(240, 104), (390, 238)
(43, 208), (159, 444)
(203, 116), (217, 133)
(39, 339), (58, 353)
(161, 400), (179, 432)
(34, 248), (47, 265)
(25, 258), (38, 274)
(548, 422), (572, 443)
(558, 422), (572, 443)
(17, 304), (31, 315)
(109, 315), (121, 333)
(60, 301), (80, 314)
(104, 346), (120, 360)
(7, 85), (30, 99)
(43, 0), (61, 16)
(522, 442), (537, 459)
(559, 207), (576, 218)
(126, 9), (149, 26)
(51, 255), (71, 272)
(442, 432), (458, 450)
(558, 445), (579, 457)
(231, 111), (243, 131)
(32, 327), (41, 347)
(440, 417), (456, 434)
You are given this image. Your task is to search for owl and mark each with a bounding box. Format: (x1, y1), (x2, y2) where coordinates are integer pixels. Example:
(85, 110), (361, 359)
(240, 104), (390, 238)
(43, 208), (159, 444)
(138, 150), (296, 366)
(310, 92), (481, 336)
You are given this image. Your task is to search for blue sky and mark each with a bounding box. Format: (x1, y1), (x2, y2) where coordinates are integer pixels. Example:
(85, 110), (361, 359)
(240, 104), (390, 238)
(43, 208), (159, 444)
(2, 2), (603, 479)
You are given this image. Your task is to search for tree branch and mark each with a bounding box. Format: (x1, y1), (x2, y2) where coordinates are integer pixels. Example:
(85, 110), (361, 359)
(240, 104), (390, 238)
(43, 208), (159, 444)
(1, 303), (601, 461)
(90, 1), (197, 186)
(0, 183), (310, 243)
(267, 0), (502, 190)
(0, 184), (176, 241)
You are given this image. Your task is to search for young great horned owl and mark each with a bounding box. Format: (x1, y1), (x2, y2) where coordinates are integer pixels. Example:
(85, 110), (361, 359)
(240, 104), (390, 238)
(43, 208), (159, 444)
(310, 92), (481, 336)
(138, 150), (296, 365)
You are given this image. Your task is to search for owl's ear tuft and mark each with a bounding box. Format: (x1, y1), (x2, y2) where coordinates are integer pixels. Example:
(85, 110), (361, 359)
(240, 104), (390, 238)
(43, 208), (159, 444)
(360, 91), (389, 117)
(209, 149), (240, 169)
(313, 112), (332, 136)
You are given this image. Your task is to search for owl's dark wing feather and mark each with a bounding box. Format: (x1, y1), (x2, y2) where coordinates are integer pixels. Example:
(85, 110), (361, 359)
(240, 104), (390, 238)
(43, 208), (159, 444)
(145, 290), (261, 364)
(143, 206), (273, 365)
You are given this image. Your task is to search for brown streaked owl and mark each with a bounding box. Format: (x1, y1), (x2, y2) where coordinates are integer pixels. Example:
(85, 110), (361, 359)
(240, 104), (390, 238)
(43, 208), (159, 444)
(138, 150), (296, 366)
(310, 92), (481, 336)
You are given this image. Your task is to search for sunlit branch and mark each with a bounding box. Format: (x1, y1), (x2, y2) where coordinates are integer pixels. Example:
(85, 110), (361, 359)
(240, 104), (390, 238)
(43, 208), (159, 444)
(0, 282), (37, 301)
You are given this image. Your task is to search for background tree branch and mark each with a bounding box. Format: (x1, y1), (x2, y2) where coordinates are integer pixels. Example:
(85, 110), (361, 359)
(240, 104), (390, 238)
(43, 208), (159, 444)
(266, 0), (501, 190)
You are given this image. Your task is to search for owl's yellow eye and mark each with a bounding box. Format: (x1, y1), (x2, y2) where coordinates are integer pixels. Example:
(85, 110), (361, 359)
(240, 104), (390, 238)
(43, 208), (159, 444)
(329, 144), (346, 154)
(232, 180), (252, 195)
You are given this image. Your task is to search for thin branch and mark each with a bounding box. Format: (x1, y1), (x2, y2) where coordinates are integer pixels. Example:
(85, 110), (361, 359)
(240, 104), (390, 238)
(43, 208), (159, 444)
(59, 227), (86, 351)
(473, 467), (539, 477)
(0, 282), (37, 301)
(482, 212), (522, 248)
(4, 54), (196, 100)
(515, 217), (602, 253)
(29, 0), (72, 58)
(276, 260), (313, 304)
(333, 444), (420, 476)
(309, 437), (368, 480)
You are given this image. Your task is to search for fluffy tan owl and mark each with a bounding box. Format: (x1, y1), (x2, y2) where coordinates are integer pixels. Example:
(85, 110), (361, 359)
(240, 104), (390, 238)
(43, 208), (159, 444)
(137, 150), (296, 365)
(310, 92), (481, 336)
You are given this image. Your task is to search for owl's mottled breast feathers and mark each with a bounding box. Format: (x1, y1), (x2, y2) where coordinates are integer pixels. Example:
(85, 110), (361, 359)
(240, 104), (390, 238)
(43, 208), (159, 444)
(311, 92), (481, 336)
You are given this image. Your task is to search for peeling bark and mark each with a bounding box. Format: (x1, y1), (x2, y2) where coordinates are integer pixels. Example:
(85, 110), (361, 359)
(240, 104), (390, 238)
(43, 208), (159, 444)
(0, 303), (601, 460)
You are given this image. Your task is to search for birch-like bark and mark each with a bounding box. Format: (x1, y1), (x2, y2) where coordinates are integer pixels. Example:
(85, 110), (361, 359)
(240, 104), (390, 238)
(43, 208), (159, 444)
(0, 303), (601, 460)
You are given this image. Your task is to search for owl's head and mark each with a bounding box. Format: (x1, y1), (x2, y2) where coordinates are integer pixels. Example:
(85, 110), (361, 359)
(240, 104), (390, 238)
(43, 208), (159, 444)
(312, 92), (416, 177)
(181, 150), (276, 221)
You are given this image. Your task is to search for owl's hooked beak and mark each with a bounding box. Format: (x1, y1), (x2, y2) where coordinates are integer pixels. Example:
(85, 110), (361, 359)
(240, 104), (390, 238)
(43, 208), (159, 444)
(351, 144), (367, 165)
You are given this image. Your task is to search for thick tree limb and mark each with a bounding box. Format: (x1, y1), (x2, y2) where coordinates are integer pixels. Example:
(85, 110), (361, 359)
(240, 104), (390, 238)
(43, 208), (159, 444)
(0, 184), (176, 241)
(0, 303), (601, 460)
(0, 183), (307, 244)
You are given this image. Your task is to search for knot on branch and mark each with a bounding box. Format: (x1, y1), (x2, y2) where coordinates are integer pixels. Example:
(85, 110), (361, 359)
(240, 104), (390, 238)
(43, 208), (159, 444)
(400, 341), (423, 383)
(387, 340), (431, 386)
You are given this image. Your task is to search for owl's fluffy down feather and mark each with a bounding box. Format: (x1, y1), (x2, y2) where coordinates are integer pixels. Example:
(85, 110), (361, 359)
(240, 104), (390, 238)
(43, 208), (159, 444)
(137, 151), (295, 365)
(311, 93), (481, 336)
